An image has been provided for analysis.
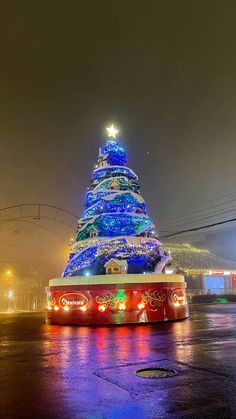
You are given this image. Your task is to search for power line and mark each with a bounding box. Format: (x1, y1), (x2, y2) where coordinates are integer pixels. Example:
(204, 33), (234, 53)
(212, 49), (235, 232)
(159, 206), (236, 231)
(158, 192), (236, 226)
(160, 216), (236, 239)
(159, 200), (236, 227)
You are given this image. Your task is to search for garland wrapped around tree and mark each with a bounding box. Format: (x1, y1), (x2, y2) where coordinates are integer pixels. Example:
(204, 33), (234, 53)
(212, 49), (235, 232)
(63, 127), (168, 277)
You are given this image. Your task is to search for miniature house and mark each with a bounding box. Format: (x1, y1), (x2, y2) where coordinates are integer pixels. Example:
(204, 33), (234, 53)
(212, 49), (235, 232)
(109, 180), (120, 190)
(89, 227), (98, 238)
(104, 258), (128, 275)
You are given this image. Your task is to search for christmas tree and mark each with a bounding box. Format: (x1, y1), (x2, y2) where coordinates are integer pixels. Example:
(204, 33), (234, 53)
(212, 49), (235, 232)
(63, 125), (168, 277)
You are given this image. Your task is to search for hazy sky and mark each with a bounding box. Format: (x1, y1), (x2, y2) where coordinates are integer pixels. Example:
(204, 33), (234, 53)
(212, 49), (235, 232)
(1, 1), (236, 277)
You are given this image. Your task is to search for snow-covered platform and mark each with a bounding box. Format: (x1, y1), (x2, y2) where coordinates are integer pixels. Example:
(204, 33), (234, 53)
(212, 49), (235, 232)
(46, 274), (189, 326)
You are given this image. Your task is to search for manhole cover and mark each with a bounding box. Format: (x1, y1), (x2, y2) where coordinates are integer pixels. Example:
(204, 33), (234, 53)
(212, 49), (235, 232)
(136, 368), (177, 379)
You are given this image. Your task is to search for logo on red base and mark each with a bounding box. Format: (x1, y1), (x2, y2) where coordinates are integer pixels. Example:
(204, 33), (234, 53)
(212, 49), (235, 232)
(170, 289), (186, 306)
(59, 293), (88, 310)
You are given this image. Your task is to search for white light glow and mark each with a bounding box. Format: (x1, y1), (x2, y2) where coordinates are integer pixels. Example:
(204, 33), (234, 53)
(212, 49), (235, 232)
(8, 289), (13, 299)
(98, 304), (106, 312)
(165, 268), (173, 274)
(106, 124), (119, 139)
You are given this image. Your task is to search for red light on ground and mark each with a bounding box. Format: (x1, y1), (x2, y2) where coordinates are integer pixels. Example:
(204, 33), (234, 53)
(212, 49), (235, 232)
(79, 305), (87, 312)
(138, 303), (145, 310)
(98, 304), (106, 312)
(118, 303), (126, 311)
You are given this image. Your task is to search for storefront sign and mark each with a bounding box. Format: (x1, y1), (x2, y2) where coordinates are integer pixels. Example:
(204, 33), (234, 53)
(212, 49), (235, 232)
(212, 270), (224, 276)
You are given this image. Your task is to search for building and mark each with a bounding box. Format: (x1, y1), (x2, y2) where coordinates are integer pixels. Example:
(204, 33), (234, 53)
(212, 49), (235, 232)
(161, 243), (236, 295)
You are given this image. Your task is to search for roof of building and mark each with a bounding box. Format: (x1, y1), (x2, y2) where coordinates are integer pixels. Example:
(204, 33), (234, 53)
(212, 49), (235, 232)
(161, 243), (236, 274)
(104, 258), (128, 268)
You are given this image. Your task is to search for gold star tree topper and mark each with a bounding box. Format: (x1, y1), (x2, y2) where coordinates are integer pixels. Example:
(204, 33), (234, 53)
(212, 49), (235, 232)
(106, 124), (119, 139)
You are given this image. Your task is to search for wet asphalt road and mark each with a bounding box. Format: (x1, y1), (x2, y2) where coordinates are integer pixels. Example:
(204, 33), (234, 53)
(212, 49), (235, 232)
(0, 305), (236, 419)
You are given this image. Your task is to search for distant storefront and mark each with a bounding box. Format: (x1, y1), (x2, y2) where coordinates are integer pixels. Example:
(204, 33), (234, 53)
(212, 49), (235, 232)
(161, 243), (236, 295)
(203, 271), (233, 294)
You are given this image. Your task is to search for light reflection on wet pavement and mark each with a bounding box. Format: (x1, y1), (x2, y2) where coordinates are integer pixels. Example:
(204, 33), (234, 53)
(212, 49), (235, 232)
(0, 304), (236, 418)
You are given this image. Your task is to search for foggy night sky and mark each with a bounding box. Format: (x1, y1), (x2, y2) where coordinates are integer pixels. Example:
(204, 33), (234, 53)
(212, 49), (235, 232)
(1, 1), (236, 278)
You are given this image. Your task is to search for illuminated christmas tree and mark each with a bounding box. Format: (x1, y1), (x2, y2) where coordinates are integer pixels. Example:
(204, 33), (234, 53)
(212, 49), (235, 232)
(63, 125), (168, 277)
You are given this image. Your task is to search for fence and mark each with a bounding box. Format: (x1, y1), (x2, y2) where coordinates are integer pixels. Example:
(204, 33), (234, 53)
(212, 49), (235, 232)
(186, 288), (236, 296)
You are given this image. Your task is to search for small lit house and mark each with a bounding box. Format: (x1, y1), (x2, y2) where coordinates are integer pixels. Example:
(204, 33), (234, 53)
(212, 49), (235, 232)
(109, 180), (120, 190)
(89, 227), (98, 238)
(104, 258), (128, 275)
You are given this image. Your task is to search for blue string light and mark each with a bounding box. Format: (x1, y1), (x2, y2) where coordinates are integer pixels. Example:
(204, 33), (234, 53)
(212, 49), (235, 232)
(63, 238), (161, 277)
(92, 166), (138, 183)
(82, 192), (146, 219)
(63, 138), (162, 277)
(76, 213), (153, 241)
(101, 141), (127, 166)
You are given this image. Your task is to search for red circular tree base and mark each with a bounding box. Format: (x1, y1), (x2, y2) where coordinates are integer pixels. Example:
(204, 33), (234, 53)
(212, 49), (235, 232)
(46, 274), (189, 326)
